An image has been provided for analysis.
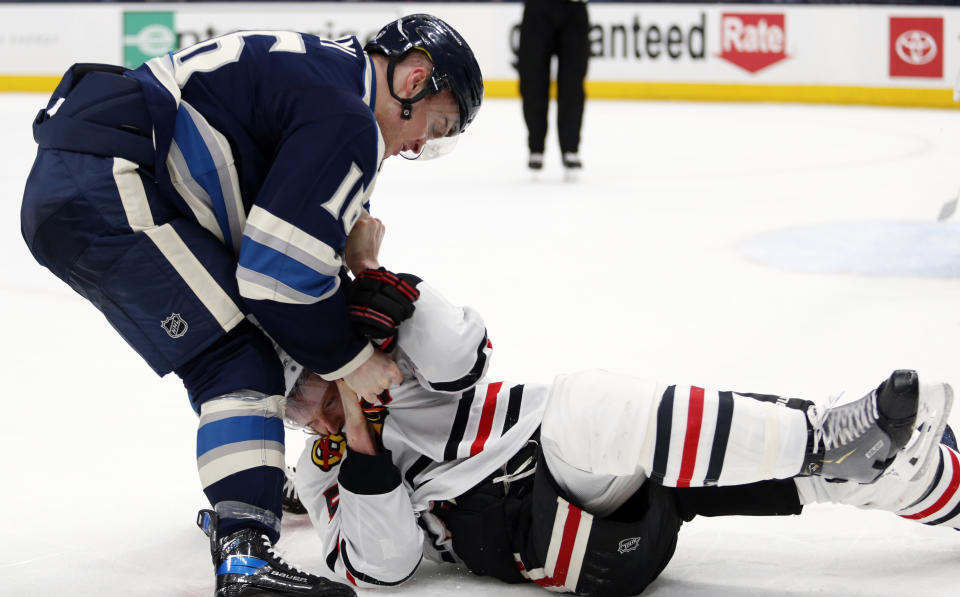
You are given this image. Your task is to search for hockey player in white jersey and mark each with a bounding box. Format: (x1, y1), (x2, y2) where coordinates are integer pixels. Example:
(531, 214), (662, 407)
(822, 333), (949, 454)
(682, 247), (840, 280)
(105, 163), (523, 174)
(287, 213), (958, 595)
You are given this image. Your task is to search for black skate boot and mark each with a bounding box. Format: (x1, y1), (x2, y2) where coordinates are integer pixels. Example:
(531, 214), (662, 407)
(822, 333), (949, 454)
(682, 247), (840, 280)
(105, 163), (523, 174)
(282, 467), (307, 515)
(561, 152), (581, 182)
(528, 152), (544, 171)
(803, 370), (919, 483)
(198, 510), (354, 597)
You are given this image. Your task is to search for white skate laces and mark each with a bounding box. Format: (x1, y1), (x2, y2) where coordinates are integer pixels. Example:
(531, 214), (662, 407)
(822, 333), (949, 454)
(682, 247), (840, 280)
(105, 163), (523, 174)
(262, 535), (308, 576)
(808, 391), (880, 454)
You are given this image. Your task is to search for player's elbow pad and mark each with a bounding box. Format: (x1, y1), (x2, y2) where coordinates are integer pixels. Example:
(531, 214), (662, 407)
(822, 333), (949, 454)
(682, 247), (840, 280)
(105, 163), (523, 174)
(417, 327), (491, 393)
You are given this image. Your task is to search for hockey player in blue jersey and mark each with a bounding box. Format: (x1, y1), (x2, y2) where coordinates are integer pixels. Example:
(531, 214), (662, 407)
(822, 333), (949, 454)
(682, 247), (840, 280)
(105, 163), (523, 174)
(19, 14), (482, 597)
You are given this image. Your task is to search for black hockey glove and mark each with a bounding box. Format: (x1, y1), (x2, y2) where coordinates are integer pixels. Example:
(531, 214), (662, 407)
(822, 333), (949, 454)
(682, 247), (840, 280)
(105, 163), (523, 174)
(347, 267), (422, 343)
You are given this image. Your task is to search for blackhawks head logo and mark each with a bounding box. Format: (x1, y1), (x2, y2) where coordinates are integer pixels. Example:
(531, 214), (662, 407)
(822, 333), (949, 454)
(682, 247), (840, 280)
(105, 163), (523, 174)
(312, 434), (346, 471)
(360, 399), (389, 438)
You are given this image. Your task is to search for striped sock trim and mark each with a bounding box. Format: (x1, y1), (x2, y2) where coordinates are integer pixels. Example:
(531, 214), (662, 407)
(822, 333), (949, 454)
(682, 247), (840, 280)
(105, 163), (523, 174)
(900, 446), (960, 527)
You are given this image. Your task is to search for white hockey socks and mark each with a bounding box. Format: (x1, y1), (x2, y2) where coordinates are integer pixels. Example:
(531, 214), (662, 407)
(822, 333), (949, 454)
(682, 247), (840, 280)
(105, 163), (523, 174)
(897, 443), (960, 528)
(795, 442), (960, 530)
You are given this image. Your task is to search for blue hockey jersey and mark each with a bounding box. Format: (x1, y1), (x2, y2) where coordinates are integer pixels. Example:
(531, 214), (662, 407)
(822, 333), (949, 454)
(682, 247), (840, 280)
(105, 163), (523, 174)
(127, 31), (384, 378)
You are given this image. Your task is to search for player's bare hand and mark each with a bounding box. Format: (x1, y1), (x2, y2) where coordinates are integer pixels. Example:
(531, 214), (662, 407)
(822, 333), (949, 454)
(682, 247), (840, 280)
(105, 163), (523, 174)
(345, 209), (384, 276)
(343, 349), (402, 398)
(335, 380), (377, 455)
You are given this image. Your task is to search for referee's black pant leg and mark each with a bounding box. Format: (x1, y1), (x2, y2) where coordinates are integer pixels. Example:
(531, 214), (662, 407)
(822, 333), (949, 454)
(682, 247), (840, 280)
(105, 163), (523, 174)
(556, 4), (589, 155)
(518, 7), (554, 154)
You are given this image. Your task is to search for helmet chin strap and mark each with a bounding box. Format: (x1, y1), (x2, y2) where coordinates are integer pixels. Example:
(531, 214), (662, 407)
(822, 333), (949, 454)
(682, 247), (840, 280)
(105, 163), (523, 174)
(386, 56), (431, 121)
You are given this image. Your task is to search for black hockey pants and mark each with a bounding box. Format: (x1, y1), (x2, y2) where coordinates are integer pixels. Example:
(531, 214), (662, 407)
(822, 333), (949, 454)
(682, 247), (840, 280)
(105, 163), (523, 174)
(436, 440), (802, 596)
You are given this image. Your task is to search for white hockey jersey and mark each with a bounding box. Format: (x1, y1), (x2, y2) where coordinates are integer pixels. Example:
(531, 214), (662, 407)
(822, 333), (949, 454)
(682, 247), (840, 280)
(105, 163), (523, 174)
(295, 282), (548, 589)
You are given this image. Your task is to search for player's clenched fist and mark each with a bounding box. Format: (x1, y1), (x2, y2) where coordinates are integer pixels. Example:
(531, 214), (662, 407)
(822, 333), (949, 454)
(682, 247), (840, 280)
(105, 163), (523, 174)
(348, 268), (422, 342)
(342, 349), (402, 398)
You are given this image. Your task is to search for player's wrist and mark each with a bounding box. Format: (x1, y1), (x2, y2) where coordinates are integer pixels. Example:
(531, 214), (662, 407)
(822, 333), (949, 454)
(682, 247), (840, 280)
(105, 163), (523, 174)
(346, 256), (381, 276)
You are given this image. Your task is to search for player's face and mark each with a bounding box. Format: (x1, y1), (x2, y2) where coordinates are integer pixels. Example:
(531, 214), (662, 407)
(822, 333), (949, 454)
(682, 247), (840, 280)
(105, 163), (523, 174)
(286, 374), (345, 435)
(383, 90), (460, 159)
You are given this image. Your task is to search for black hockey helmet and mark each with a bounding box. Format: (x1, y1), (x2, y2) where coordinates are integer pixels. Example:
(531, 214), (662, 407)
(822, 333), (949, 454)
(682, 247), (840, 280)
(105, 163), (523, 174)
(365, 14), (484, 135)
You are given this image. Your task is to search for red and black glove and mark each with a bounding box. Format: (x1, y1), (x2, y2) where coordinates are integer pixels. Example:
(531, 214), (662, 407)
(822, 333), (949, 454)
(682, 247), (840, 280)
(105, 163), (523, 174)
(347, 268), (422, 347)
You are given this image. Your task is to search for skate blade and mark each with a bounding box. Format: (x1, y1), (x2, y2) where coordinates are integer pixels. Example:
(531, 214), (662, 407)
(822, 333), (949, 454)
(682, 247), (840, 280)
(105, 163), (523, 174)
(884, 382), (954, 483)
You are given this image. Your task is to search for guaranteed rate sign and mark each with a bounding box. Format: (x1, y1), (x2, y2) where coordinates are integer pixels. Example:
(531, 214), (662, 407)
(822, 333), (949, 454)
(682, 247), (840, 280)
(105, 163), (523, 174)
(718, 13), (788, 74)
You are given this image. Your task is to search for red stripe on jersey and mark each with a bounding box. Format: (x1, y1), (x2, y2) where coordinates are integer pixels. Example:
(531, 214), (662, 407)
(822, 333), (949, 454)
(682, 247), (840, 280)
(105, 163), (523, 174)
(902, 448), (960, 521)
(534, 503), (582, 589)
(469, 382), (502, 456)
(676, 386), (705, 488)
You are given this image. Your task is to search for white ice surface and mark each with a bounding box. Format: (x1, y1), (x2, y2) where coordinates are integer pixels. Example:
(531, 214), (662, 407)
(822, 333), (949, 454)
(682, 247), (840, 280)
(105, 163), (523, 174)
(2, 94), (959, 596)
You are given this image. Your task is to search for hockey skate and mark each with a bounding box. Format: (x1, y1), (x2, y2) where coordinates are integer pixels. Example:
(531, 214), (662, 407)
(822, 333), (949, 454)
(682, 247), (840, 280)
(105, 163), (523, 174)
(198, 510), (354, 597)
(794, 423), (959, 526)
(527, 152), (544, 171)
(562, 152), (581, 183)
(804, 370), (926, 483)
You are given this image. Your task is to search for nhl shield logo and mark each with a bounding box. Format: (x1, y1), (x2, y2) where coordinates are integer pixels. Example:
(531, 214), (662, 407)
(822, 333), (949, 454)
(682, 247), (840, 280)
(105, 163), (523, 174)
(161, 313), (188, 338)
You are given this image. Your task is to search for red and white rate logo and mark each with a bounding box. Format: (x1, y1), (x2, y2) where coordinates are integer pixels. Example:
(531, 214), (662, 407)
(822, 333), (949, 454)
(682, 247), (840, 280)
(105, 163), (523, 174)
(889, 17), (943, 78)
(719, 13), (788, 74)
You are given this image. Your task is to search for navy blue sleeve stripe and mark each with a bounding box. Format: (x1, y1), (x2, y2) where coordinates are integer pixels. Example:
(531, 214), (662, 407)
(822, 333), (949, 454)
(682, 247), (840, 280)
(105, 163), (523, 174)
(428, 333), (489, 392)
(444, 389), (475, 461)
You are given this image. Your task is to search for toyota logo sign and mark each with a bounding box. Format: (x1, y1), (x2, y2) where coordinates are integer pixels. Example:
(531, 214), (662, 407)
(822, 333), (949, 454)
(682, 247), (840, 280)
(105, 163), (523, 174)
(895, 29), (937, 66)
(889, 17), (943, 78)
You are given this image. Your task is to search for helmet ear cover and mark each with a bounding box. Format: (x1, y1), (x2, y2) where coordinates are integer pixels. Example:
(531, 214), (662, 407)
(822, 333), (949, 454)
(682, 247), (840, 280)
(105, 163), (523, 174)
(384, 50), (447, 122)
